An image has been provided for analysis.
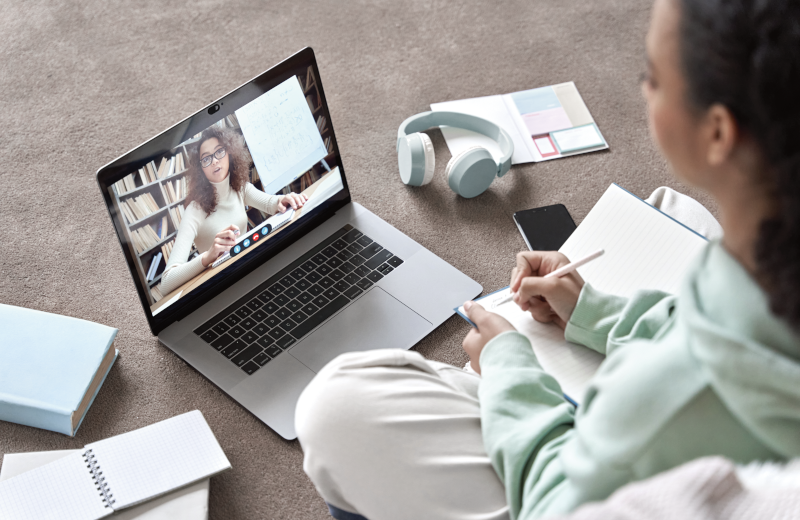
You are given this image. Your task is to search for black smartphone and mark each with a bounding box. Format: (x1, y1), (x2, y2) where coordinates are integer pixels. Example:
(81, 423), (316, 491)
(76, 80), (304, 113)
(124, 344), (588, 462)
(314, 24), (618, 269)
(513, 204), (577, 251)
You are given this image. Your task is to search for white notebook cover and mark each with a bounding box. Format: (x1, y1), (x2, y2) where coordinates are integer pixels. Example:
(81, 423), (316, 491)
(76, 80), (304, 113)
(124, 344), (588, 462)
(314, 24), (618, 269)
(457, 184), (708, 403)
(0, 450), (209, 520)
(0, 411), (230, 520)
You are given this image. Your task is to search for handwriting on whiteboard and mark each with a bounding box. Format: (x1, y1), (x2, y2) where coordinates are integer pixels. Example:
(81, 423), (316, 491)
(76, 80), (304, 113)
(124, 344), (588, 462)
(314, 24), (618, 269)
(235, 76), (326, 193)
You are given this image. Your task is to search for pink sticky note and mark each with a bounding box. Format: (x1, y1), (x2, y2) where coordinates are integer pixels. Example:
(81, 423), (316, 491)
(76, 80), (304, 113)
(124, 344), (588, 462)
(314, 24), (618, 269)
(522, 107), (572, 136)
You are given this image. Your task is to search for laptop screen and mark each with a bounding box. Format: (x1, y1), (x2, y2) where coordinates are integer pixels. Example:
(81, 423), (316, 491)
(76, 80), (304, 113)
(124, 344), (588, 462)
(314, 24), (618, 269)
(97, 49), (350, 333)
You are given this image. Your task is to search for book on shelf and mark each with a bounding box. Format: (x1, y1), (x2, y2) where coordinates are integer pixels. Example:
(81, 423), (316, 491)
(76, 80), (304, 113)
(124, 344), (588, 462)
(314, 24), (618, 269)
(114, 173), (137, 195)
(316, 115), (326, 132)
(324, 136), (333, 154)
(226, 113), (239, 128)
(172, 152), (181, 174)
(150, 285), (163, 302)
(169, 204), (185, 228)
(250, 166), (260, 184)
(144, 161), (157, 183)
(0, 304), (118, 437)
(156, 157), (168, 179)
(121, 193), (161, 223)
(137, 168), (148, 186)
(306, 94), (317, 112)
(304, 65), (315, 91)
(131, 215), (169, 254)
(118, 201), (136, 224)
(147, 252), (162, 282)
(161, 239), (175, 264)
(165, 177), (186, 204)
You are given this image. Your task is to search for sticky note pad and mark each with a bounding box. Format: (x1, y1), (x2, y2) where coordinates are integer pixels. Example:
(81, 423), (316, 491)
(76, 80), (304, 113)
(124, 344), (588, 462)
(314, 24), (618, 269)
(551, 123), (605, 153)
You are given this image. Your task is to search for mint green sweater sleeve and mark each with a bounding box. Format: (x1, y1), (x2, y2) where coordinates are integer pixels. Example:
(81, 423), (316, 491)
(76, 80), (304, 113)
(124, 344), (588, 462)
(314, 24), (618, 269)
(479, 331), (576, 519)
(479, 284), (678, 519)
(564, 283), (677, 355)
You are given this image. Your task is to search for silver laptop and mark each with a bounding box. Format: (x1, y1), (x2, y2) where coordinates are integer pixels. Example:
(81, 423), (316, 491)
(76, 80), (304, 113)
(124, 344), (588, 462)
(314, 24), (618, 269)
(96, 48), (481, 440)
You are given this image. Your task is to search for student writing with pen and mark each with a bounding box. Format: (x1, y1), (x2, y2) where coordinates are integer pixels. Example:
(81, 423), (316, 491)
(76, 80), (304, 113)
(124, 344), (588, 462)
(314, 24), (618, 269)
(294, 1), (800, 519)
(160, 126), (307, 295)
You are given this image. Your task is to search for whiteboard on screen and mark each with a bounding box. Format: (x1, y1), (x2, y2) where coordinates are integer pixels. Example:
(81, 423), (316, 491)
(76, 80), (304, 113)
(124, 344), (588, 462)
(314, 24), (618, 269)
(235, 76), (327, 195)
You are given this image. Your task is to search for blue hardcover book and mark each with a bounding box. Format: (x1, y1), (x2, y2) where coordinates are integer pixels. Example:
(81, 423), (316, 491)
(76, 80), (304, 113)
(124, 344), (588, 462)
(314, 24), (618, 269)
(0, 304), (118, 436)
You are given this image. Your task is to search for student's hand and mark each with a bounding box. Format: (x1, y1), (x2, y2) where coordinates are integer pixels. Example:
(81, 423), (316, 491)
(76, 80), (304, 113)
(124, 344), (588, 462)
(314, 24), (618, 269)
(201, 225), (240, 267)
(462, 301), (516, 375)
(277, 192), (308, 212)
(509, 251), (584, 329)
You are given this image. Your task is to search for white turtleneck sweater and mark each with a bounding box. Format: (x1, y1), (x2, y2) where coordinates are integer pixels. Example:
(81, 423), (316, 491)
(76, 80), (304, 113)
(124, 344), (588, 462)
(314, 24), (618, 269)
(160, 176), (281, 295)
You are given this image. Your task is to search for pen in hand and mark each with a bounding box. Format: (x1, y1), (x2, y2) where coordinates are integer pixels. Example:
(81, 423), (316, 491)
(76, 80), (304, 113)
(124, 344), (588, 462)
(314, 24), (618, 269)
(494, 249), (605, 308)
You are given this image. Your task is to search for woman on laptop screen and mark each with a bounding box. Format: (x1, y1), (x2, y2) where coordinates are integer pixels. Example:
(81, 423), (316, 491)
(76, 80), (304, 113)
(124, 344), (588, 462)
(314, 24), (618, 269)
(160, 126), (306, 295)
(295, 0), (800, 519)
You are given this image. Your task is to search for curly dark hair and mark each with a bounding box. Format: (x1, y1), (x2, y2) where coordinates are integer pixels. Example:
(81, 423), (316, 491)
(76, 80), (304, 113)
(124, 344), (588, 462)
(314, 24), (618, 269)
(678, 0), (800, 330)
(184, 126), (253, 217)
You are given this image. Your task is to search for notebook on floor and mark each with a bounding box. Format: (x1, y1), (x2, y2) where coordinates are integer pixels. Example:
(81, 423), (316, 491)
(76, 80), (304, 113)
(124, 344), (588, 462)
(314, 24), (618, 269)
(457, 184), (709, 404)
(0, 410), (230, 520)
(0, 451), (210, 520)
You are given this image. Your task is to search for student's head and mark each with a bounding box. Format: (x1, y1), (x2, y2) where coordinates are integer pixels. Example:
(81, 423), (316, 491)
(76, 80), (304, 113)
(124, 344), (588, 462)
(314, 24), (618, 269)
(643, 0), (800, 328)
(185, 126), (252, 216)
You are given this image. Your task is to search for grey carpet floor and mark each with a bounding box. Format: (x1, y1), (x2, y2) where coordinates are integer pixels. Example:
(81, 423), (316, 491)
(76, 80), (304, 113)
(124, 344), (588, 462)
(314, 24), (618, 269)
(0, 0), (716, 518)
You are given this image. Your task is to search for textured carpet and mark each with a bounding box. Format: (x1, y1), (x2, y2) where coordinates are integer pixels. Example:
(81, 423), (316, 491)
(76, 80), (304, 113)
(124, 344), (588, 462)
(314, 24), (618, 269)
(0, 0), (717, 518)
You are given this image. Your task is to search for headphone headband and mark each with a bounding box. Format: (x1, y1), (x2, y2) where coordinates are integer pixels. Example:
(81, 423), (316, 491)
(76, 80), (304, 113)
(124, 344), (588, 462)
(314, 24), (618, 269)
(397, 111), (513, 177)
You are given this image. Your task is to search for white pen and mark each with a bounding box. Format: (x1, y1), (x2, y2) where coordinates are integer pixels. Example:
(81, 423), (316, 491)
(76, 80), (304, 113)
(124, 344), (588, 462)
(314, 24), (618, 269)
(493, 249), (605, 308)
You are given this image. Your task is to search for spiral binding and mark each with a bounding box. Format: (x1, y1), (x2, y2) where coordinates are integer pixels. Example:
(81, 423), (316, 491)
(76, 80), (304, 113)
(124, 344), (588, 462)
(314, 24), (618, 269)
(83, 449), (116, 509)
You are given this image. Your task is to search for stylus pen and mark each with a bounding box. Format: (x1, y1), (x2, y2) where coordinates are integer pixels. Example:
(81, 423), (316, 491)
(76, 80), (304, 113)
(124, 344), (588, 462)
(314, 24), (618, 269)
(494, 249), (605, 307)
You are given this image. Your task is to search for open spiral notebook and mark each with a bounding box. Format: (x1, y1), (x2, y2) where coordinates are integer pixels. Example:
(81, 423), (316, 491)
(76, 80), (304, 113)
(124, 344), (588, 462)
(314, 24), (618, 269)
(0, 411), (230, 520)
(457, 184), (709, 404)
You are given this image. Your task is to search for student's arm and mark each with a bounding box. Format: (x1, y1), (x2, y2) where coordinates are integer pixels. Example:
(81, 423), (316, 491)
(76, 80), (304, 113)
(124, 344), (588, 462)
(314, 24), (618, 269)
(160, 206), (206, 295)
(462, 306), (577, 519)
(565, 284), (676, 356)
(511, 251), (676, 355)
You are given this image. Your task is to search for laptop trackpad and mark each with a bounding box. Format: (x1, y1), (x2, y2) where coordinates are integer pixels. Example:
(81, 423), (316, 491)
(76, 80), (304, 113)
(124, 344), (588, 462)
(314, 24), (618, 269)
(288, 287), (432, 373)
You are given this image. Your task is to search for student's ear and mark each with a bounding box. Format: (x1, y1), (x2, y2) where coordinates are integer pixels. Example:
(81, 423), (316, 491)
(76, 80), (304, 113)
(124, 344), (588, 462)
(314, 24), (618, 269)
(704, 103), (738, 167)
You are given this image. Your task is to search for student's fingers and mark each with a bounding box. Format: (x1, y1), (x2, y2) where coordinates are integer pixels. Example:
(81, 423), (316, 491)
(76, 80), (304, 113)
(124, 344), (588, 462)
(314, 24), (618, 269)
(511, 251), (574, 292)
(464, 300), (491, 327)
(528, 299), (555, 323)
(511, 251), (561, 292)
(551, 314), (567, 330)
(222, 224), (239, 234)
(516, 273), (582, 325)
(511, 252), (538, 292)
(515, 276), (553, 306)
(464, 301), (516, 335)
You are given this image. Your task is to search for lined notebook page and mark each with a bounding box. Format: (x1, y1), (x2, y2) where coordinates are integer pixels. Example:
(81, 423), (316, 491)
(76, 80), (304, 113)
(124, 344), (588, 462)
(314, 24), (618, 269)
(469, 184), (708, 403)
(86, 410), (231, 510)
(0, 451), (110, 520)
(560, 184), (708, 297)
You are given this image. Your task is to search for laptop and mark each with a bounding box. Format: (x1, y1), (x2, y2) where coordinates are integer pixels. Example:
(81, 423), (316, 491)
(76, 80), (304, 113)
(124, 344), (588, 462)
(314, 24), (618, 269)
(96, 47), (481, 440)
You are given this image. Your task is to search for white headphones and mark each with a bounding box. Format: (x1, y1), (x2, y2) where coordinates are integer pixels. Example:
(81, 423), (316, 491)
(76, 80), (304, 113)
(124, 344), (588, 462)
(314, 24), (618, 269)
(396, 111), (514, 198)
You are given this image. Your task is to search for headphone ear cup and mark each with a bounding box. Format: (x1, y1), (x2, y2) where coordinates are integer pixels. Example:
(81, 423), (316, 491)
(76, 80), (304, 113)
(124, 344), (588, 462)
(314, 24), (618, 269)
(445, 146), (497, 198)
(418, 133), (435, 185)
(444, 146), (482, 181)
(398, 133), (434, 186)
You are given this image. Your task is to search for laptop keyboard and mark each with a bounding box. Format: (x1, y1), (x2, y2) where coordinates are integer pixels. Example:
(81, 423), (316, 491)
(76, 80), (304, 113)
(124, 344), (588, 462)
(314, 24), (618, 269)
(193, 225), (404, 376)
